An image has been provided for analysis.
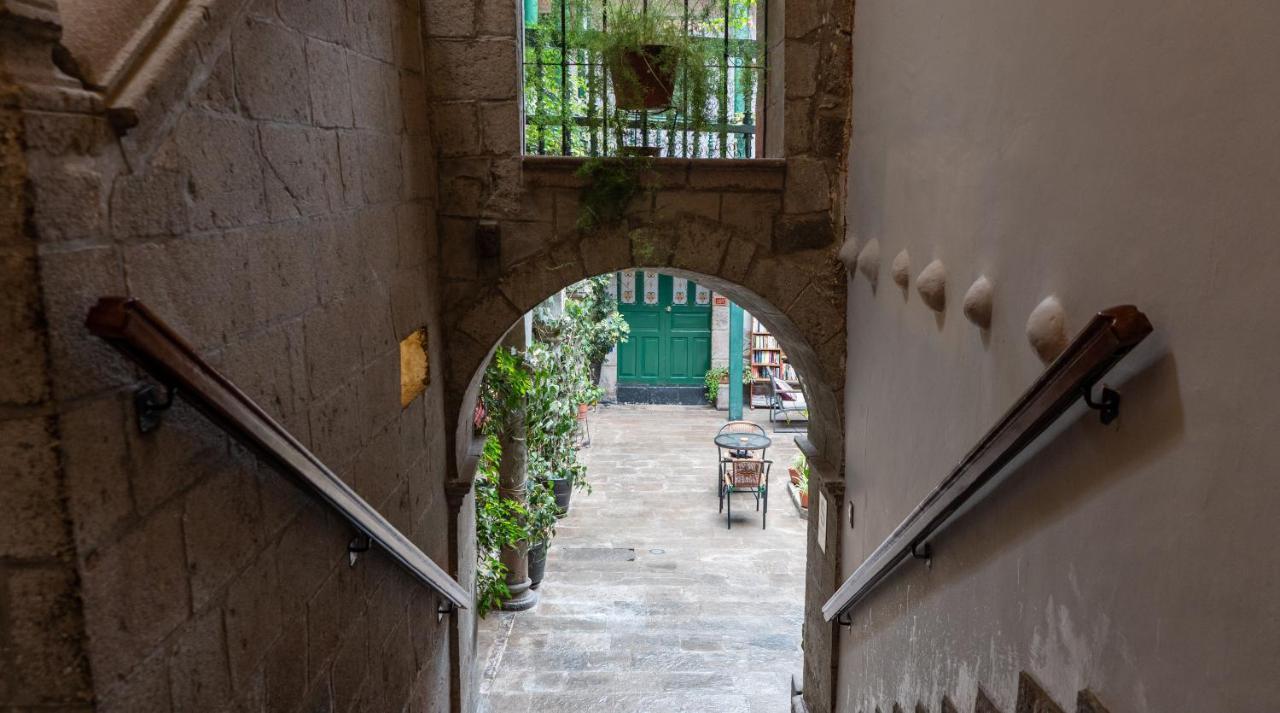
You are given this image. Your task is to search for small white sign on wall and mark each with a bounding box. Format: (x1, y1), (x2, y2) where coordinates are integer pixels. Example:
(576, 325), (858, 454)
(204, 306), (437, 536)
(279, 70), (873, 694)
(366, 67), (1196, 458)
(695, 284), (711, 304)
(817, 491), (828, 553)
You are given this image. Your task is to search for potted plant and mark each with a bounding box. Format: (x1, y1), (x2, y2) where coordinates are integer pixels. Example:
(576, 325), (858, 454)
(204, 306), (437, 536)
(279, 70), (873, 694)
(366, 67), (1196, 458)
(550, 470), (574, 514)
(525, 479), (558, 589)
(790, 452), (811, 509)
(578, 383), (603, 419)
(584, 1), (714, 114)
(704, 366), (729, 409)
(788, 452), (806, 486)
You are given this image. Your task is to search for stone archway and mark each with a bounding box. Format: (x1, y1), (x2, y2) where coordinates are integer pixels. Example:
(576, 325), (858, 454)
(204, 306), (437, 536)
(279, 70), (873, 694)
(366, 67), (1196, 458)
(440, 158), (848, 480)
(450, 245), (844, 472)
(437, 157), (849, 711)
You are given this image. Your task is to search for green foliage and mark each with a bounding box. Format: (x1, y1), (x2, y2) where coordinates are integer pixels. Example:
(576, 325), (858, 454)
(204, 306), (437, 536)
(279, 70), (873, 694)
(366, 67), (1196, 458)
(578, 0), (716, 137)
(575, 156), (651, 229)
(523, 338), (590, 492)
(705, 359), (753, 404)
(566, 275), (630, 380)
(480, 348), (532, 437)
(473, 279), (628, 613)
(523, 0), (765, 158)
(791, 451), (810, 493)
(704, 366), (728, 404)
(525, 479), (559, 545)
(474, 435), (530, 616)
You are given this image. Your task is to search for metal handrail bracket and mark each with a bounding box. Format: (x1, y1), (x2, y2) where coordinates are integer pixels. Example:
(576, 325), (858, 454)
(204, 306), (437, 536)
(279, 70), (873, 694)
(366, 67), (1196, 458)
(822, 306), (1153, 622)
(87, 297), (471, 611)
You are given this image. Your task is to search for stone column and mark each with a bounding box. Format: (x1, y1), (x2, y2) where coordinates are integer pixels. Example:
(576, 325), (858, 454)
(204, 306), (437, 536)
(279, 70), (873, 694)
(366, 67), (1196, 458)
(497, 318), (538, 611)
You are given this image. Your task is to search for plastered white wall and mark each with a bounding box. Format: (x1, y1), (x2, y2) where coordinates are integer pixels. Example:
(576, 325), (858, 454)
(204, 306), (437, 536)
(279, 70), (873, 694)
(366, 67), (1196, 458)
(840, 1), (1280, 711)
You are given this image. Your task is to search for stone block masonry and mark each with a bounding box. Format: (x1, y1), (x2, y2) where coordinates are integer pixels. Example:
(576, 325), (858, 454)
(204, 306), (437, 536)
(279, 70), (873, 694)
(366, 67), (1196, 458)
(3, 0), (458, 710)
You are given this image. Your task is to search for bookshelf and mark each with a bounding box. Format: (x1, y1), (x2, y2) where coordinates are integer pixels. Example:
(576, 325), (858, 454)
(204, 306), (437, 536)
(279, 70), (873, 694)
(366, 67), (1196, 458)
(749, 317), (797, 407)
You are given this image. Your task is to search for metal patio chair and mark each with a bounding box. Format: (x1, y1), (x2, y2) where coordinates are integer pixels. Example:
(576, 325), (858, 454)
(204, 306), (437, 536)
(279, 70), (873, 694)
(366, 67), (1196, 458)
(769, 376), (809, 433)
(715, 420), (767, 495)
(720, 458), (772, 529)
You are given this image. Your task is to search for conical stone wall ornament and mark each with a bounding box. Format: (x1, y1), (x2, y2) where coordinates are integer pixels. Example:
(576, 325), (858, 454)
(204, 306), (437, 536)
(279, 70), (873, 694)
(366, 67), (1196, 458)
(838, 237), (860, 272)
(1026, 296), (1068, 363)
(916, 260), (947, 312)
(963, 275), (993, 329)
(856, 238), (881, 288)
(891, 249), (911, 291)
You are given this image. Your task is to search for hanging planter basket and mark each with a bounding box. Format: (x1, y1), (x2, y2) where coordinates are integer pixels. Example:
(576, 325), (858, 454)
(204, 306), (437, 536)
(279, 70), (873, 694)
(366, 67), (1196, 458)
(610, 44), (676, 111)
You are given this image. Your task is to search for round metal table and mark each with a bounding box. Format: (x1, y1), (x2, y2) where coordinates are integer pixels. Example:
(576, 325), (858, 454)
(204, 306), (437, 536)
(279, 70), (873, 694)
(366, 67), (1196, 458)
(714, 432), (772, 458)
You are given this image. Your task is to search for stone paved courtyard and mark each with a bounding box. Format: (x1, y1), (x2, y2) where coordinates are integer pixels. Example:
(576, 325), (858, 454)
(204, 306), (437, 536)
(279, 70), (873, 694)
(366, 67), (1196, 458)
(476, 405), (807, 713)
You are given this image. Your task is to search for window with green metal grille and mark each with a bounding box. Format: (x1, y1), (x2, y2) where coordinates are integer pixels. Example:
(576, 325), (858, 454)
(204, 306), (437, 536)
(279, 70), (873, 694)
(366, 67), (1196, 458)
(522, 0), (766, 158)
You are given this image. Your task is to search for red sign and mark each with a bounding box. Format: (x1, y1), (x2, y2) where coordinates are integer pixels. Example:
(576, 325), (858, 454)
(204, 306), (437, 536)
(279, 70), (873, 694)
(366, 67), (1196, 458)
(713, 296), (728, 306)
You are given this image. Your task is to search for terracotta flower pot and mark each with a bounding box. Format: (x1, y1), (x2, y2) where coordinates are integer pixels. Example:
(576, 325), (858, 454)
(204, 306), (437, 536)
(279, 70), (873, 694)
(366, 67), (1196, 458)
(799, 489), (809, 509)
(578, 402), (589, 419)
(610, 45), (676, 111)
(788, 467), (801, 486)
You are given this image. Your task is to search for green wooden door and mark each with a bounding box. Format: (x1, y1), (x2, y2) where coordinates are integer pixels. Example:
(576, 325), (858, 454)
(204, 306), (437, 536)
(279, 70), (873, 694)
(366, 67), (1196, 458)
(616, 271), (712, 386)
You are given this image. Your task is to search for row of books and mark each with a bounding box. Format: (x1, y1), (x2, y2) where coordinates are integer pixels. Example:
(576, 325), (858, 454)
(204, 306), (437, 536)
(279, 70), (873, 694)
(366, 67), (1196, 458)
(752, 363), (798, 381)
(752, 350), (782, 366)
(751, 334), (779, 350)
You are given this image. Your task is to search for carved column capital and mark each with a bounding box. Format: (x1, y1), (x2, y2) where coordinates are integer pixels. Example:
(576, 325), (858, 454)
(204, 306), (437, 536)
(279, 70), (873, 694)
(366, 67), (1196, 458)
(0, 0), (91, 105)
(0, 0), (62, 37)
(444, 480), (472, 511)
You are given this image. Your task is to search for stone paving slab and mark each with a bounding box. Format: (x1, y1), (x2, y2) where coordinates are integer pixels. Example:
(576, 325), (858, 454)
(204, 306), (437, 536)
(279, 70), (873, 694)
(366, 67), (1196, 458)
(477, 405), (806, 713)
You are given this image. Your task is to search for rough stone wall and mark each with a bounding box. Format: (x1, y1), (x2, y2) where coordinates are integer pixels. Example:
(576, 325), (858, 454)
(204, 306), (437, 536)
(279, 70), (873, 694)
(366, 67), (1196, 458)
(839, 0), (1280, 711)
(4, 0), (460, 710)
(0, 4), (93, 707)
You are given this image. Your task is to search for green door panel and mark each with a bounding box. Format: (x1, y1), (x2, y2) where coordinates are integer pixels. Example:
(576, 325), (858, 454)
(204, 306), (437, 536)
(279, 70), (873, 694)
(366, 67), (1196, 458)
(616, 272), (712, 386)
(670, 312), (707, 330)
(670, 337), (691, 379)
(691, 335), (711, 375)
(638, 335), (660, 379)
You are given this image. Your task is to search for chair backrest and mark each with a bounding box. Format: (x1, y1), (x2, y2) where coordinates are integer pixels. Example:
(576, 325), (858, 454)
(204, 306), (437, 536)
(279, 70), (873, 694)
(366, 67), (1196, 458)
(772, 377), (801, 402)
(727, 459), (769, 488)
(719, 420), (765, 437)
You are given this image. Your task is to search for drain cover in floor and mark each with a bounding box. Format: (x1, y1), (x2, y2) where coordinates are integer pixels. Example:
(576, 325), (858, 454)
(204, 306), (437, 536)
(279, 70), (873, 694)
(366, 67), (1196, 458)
(557, 547), (636, 561)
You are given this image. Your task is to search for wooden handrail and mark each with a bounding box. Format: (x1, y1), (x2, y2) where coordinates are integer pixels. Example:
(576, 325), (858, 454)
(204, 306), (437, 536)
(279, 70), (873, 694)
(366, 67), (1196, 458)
(86, 298), (471, 611)
(822, 306), (1152, 622)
